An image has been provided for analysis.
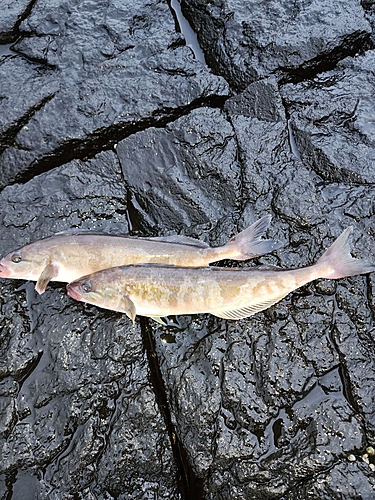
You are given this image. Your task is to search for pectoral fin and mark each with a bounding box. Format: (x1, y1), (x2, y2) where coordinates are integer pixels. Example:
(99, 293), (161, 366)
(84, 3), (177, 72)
(121, 295), (137, 323)
(35, 262), (59, 294)
(211, 297), (285, 320)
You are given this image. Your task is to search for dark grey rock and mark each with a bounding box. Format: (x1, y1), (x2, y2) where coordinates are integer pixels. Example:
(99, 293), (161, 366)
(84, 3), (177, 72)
(0, 154), (179, 499)
(117, 107), (241, 238)
(0, 56), (58, 153)
(284, 461), (375, 499)
(224, 78), (326, 240)
(0, 0), (228, 189)
(281, 50), (375, 185)
(0, 151), (129, 253)
(363, 1), (375, 46)
(152, 308), (368, 498)
(181, 0), (371, 91)
(0, 0), (31, 43)
(1, 0), (375, 498)
(146, 78), (375, 499)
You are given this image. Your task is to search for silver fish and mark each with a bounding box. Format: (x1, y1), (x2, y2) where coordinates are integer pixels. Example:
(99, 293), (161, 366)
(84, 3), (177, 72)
(66, 227), (375, 322)
(0, 215), (280, 294)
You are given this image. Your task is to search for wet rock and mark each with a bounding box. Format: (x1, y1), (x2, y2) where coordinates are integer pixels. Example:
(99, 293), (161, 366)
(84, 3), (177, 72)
(152, 308), (367, 498)
(281, 50), (375, 185)
(0, 154), (179, 499)
(363, 1), (375, 45)
(147, 78), (375, 499)
(1, 0), (375, 498)
(332, 283), (375, 436)
(0, 0), (31, 43)
(284, 461), (375, 499)
(224, 78), (326, 245)
(117, 107), (241, 238)
(0, 0), (229, 188)
(0, 56), (58, 158)
(0, 151), (128, 252)
(181, 0), (372, 90)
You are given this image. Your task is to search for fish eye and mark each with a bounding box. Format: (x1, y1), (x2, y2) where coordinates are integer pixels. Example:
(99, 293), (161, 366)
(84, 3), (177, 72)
(11, 254), (22, 263)
(82, 280), (92, 293)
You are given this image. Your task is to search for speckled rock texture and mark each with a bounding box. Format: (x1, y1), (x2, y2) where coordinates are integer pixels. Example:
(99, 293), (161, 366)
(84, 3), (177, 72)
(0, 0), (375, 499)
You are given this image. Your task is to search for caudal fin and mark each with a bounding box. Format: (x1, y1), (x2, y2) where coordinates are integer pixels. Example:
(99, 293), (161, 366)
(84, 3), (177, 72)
(317, 227), (375, 279)
(224, 215), (282, 260)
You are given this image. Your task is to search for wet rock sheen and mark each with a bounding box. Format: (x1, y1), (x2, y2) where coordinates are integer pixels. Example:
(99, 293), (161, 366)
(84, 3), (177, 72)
(0, 0), (375, 499)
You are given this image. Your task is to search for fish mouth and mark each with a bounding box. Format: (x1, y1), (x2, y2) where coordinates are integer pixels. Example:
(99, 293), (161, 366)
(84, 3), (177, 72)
(66, 283), (82, 301)
(0, 262), (10, 277)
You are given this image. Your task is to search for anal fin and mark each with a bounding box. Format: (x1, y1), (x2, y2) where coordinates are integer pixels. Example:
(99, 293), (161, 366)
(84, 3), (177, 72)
(210, 297), (285, 320)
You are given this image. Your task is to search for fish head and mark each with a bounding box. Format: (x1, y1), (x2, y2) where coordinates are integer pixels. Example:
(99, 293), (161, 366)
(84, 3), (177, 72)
(67, 272), (118, 308)
(0, 242), (50, 280)
(67, 269), (132, 316)
(66, 276), (95, 301)
(66, 281), (84, 301)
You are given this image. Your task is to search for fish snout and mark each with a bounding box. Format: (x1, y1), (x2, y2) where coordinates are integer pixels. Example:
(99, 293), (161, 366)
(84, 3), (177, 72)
(0, 262), (10, 277)
(66, 283), (82, 301)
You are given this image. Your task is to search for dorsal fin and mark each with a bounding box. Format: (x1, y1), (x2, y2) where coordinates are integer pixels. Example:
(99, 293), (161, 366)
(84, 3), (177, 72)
(149, 235), (209, 248)
(55, 229), (90, 235)
(55, 229), (117, 236)
(54, 230), (209, 248)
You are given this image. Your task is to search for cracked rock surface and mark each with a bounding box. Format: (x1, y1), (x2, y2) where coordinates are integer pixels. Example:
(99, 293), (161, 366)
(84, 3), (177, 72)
(1, 0), (375, 499)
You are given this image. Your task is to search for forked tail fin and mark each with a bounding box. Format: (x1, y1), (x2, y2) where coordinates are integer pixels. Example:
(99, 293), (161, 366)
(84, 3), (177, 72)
(223, 215), (282, 260)
(317, 227), (375, 279)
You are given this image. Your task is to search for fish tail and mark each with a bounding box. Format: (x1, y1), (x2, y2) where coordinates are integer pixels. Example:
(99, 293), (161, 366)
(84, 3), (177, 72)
(222, 215), (282, 260)
(317, 227), (375, 279)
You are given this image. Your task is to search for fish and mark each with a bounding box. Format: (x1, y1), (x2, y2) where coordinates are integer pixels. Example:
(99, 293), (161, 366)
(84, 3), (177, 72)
(66, 227), (375, 322)
(0, 215), (281, 294)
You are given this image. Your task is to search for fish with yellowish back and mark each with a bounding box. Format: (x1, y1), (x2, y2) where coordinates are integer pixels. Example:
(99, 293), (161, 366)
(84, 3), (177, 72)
(66, 227), (375, 322)
(0, 215), (280, 294)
